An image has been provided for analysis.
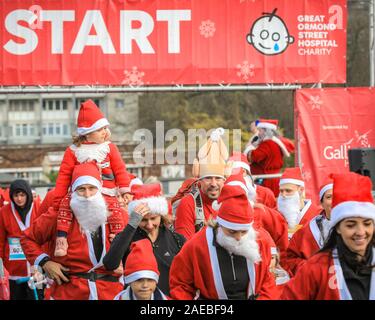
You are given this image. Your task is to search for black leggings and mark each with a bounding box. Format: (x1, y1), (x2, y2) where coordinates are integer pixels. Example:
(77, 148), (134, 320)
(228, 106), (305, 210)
(9, 280), (44, 300)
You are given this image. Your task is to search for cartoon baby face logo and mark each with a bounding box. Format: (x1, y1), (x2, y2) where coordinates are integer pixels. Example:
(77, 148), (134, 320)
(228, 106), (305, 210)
(246, 8), (294, 55)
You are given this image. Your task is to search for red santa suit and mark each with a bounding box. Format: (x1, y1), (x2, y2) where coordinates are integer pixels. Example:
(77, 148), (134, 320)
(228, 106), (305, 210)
(281, 249), (375, 300)
(170, 184), (278, 300)
(285, 212), (330, 276)
(253, 205), (289, 266)
(225, 174), (288, 265)
(249, 139), (284, 196)
(283, 172), (375, 300)
(256, 185), (277, 209)
(21, 206), (123, 300)
(174, 189), (217, 240)
(0, 188), (10, 208)
(169, 226), (277, 300)
(0, 201), (40, 280)
(245, 119), (294, 197)
(53, 100), (130, 237)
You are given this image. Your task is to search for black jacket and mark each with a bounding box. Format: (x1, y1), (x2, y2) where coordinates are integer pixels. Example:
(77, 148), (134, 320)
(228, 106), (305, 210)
(103, 224), (185, 296)
(9, 179), (33, 224)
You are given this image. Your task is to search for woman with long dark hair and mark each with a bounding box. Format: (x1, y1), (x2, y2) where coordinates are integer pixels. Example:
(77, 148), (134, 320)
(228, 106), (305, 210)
(281, 172), (375, 300)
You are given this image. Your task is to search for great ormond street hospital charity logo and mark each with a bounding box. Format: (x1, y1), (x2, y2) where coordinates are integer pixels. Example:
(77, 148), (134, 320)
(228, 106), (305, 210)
(246, 8), (294, 55)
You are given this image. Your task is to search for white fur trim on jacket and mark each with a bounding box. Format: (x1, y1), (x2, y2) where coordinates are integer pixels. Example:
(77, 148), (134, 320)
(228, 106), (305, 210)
(77, 118), (110, 136)
(270, 136), (290, 157)
(70, 141), (110, 164)
(125, 270), (159, 284)
(128, 196), (168, 216)
(329, 201), (375, 231)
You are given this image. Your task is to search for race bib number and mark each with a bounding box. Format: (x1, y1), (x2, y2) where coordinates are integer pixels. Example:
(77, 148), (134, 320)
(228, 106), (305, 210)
(8, 237), (26, 261)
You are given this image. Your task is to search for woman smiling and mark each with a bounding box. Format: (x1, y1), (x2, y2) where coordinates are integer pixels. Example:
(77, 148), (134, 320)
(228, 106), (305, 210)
(282, 172), (375, 300)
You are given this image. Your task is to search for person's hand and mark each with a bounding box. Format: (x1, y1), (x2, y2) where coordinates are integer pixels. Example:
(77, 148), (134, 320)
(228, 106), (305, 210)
(133, 203), (150, 217)
(42, 261), (70, 285)
(122, 193), (133, 205)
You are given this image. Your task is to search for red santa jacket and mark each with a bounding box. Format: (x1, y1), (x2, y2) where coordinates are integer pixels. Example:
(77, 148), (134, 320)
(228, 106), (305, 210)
(0, 202), (40, 279)
(169, 226), (278, 300)
(281, 248), (375, 300)
(21, 206), (123, 300)
(256, 185), (277, 209)
(253, 204), (289, 266)
(249, 140), (284, 196)
(285, 213), (328, 276)
(53, 142), (130, 210)
(174, 189), (217, 240)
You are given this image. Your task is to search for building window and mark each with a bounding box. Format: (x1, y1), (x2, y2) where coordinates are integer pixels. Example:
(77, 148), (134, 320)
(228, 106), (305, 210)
(75, 98), (102, 110)
(9, 100), (35, 112)
(43, 99), (69, 112)
(48, 123), (54, 135)
(42, 123), (70, 137)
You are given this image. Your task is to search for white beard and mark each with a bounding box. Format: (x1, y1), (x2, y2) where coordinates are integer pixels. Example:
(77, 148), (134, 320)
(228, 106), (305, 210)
(277, 193), (301, 229)
(216, 226), (261, 263)
(70, 191), (108, 234)
(70, 141), (110, 163)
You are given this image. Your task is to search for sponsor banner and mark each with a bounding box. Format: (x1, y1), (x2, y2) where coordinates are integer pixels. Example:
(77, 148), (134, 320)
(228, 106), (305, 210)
(295, 87), (375, 203)
(0, 0), (347, 86)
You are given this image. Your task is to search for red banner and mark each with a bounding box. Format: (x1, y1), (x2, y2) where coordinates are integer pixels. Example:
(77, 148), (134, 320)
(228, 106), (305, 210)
(0, 0), (347, 86)
(295, 87), (375, 203)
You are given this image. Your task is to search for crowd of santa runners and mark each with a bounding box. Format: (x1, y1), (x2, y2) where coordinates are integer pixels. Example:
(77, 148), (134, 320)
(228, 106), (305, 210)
(0, 100), (374, 300)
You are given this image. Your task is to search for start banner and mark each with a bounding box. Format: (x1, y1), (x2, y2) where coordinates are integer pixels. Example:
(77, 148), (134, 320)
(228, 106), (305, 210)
(0, 0), (347, 86)
(295, 87), (375, 203)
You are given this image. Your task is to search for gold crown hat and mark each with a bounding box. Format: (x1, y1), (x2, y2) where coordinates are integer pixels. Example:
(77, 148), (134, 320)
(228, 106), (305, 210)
(192, 128), (233, 179)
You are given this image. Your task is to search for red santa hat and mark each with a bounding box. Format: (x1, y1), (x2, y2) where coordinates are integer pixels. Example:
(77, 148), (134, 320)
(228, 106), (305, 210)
(228, 152), (251, 174)
(76, 99), (110, 136)
(319, 177), (334, 201)
(119, 174), (144, 194)
(279, 167), (305, 187)
(71, 162), (102, 192)
(124, 239), (160, 284)
(213, 184), (253, 230)
(127, 183), (168, 216)
(329, 172), (375, 228)
(256, 119), (278, 131)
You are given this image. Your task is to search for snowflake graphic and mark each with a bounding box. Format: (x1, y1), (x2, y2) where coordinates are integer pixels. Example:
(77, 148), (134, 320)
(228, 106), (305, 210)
(303, 170), (312, 182)
(308, 95), (323, 110)
(199, 20), (216, 38)
(236, 61), (255, 81)
(355, 130), (372, 148)
(122, 66), (145, 86)
(299, 136), (306, 145)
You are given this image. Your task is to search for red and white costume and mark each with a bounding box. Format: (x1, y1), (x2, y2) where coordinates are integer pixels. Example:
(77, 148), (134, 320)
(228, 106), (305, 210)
(21, 206), (123, 300)
(244, 119), (294, 197)
(170, 183), (278, 300)
(285, 212), (329, 276)
(282, 249), (375, 300)
(0, 201), (40, 280)
(53, 100), (130, 235)
(283, 172), (375, 300)
(169, 226), (277, 300)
